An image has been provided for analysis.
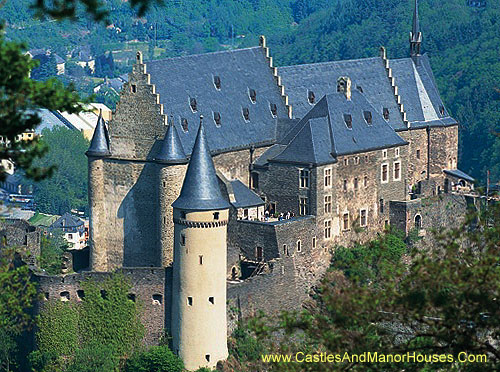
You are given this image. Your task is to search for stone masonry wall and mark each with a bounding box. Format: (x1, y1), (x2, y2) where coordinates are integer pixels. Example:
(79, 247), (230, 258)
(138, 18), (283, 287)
(35, 268), (166, 346)
(0, 219), (41, 267)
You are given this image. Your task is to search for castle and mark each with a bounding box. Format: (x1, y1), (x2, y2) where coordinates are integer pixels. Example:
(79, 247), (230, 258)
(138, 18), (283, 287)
(34, 1), (477, 370)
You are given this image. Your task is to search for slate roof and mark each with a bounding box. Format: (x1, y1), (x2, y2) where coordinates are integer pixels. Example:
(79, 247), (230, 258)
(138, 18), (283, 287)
(35, 109), (67, 134)
(229, 180), (264, 208)
(155, 122), (187, 164)
(278, 54), (455, 130)
(50, 212), (84, 229)
(172, 119), (231, 211)
(145, 47), (289, 156)
(444, 169), (475, 183)
(270, 91), (407, 165)
(86, 111), (111, 157)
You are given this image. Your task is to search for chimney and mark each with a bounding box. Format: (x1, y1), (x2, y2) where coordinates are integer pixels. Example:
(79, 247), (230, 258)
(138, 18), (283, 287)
(337, 76), (352, 100)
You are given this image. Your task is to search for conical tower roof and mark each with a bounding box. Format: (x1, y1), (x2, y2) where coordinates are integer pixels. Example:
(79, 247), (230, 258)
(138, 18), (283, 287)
(155, 119), (187, 164)
(86, 110), (111, 157)
(172, 116), (230, 211)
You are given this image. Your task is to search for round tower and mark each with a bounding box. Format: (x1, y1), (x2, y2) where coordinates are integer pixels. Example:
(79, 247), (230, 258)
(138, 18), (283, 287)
(156, 117), (188, 266)
(86, 110), (111, 272)
(171, 116), (230, 370)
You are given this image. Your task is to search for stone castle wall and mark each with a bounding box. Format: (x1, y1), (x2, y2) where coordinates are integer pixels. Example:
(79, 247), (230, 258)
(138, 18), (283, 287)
(35, 268), (167, 346)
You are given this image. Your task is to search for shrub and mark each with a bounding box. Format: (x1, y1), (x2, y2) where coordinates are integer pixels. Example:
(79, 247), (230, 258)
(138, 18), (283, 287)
(125, 345), (184, 372)
(66, 343), (119, 372)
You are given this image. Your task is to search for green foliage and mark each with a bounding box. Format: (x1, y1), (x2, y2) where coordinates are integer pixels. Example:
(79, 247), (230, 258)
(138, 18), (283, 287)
(125, 345), (183, 372)
(32, 274), (144, 371)
(27, 126), (89, 215)
(31, 54), (58, 81)
(39, 231), (68, 275)
(0, 248), (37, 335)
(247, 204), (500, 371)
(230, 325), (266, 363)
(0, 29), (83, 182)
(331, 232), (406, 284)
(78, 274), (145, 357)
(37, 301), (79, 356)
(66, 343), (119, 372)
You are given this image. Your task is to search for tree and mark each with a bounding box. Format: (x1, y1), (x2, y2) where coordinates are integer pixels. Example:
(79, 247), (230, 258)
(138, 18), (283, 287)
(27, 126), (89, 215)
(39, 231), (69, 275)
(0, 33), (83, 182)
(0, 248), (37, 371)
(66, 343), (119, 372)
(243, 205), (500, 371)
(31, 54), (58, 81)
(126, 346), (184, 372)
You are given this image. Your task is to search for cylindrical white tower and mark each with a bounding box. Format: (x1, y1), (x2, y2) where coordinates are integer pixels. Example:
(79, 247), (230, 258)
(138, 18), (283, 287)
(171, 116), (230, 370)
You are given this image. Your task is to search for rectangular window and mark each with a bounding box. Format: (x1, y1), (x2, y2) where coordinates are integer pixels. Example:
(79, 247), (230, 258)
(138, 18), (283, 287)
(180, 234), (186, 246)
(364, 155), (369, 163)
(354, 157), (360, 165)
(363, 176), (368, 187)
(256, 246), (263, 261)
(416, 149), (421, 159)
(312, 237), (316, 249)
(360, 209), (367, 227)
(343, 158), (348, 166)
(299, 169), (310, 188)
(342, 213), (349, 231)
(382, 149), (388, 159)
(187, 297), (193, 306)
(324, 220), (331, 239)
(296, 240), (301, 252)
(199, 255), (203, 265)
(324, 168), (332, 188)
(395, 147), (400, 157)
(379, 199), (384, 214)
(393, 161), (401, 181)
(381, 164), (388, 183)
(354, 178), (358, 190)
(208, 297), (214, 304)
(343, 179), (348, 192)
(324, 195), (332, 214)
(299, 197), (309, 215)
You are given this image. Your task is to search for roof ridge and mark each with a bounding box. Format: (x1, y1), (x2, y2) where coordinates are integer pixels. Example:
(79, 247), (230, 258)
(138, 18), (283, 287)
(280, 56), (381, 69)
(146, 46), (262, 64)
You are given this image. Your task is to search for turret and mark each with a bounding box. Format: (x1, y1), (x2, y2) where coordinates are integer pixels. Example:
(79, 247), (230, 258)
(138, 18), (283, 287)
(86, 110), (111, 157)
(410, 0), (422, 61)
(156, 117), (188, 266)
(86, 110), (111, 271)
(171, 116), (230, 370)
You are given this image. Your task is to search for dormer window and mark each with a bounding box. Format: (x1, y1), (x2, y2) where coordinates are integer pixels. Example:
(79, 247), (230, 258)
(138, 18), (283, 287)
(213, 111), (221, 127)
(130, 84), (137, 93)
(248, 88), (256, 103)
(270, 103), (277, 117)
(189, 97), (197, 112)
(213, 75), (221, 90)
(242, 107), (250, 122)
(181, 118), (188, 132)
(363, 111), (372, 125)
(439, 105), (445, 116)
(343, 114), (352, 129)
(383, 107), (390, 120)
(308, 90), (315, 104)
(356, 85), (363, 93)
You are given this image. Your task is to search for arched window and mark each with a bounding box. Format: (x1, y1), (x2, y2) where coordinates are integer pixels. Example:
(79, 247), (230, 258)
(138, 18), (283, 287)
(414, 214), (422, 230)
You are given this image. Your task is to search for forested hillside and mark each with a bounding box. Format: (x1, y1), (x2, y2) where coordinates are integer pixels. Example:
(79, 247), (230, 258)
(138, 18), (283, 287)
(0, 0), (498, 183)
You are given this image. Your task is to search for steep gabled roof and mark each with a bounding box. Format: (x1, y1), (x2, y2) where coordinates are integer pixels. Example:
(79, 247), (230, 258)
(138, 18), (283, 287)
(278, 54), (455, 130)
(145, 47), (289, 155)
(50, 212), (84, 229)
(172, 119), (230, 211)
(271, 91), (407, 165)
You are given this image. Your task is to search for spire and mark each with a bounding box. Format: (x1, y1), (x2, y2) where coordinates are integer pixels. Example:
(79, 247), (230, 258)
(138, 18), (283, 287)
(410, 0), (422, 59)
(155, 117), (187, 164)
(86, 110), (111, 157)
(172, 116), (230, 211)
